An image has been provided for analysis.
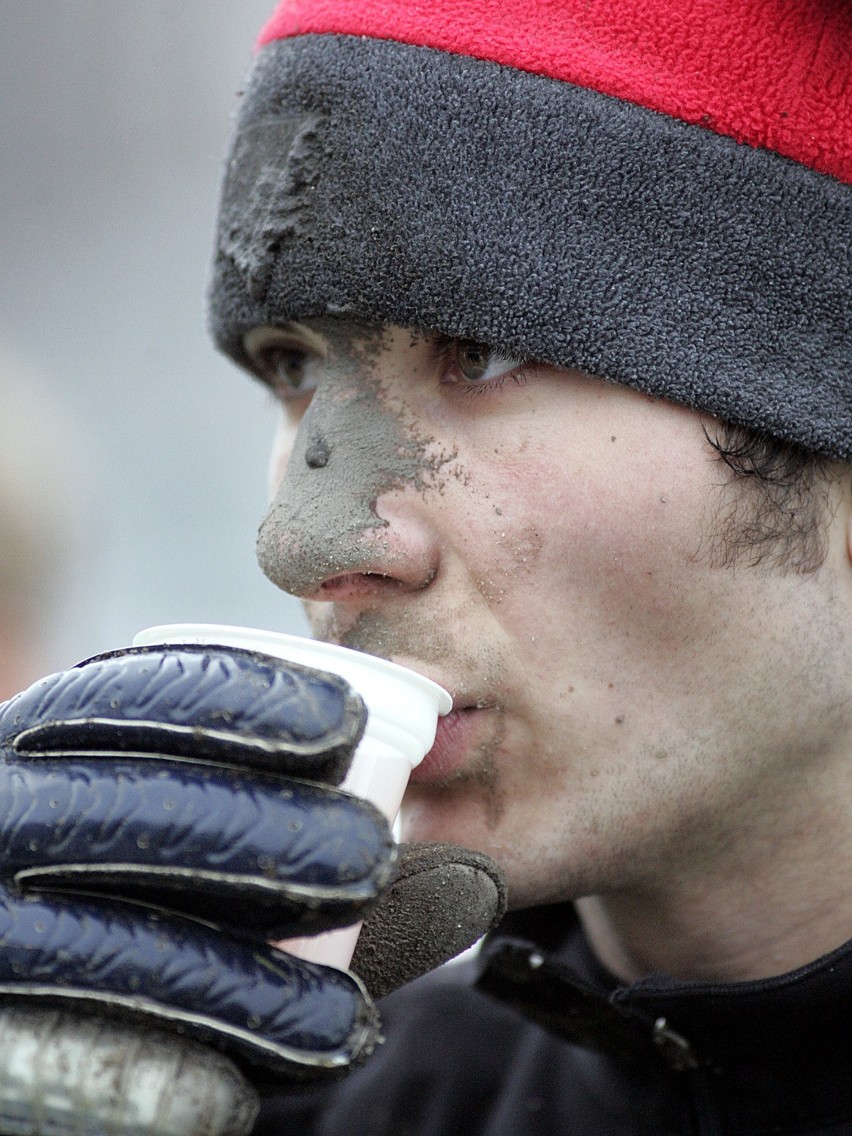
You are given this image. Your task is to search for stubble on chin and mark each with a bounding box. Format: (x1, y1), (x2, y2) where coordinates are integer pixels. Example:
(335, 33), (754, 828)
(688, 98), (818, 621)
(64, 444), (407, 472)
(470, 707), (506, 830)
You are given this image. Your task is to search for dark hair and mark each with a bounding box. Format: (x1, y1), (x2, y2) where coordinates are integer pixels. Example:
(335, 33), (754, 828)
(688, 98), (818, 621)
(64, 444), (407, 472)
(703, 423), (844, 574)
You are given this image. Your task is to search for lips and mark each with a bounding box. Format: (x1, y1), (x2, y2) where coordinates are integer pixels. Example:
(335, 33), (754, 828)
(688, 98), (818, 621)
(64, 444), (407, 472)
(410, 706), (484, 784)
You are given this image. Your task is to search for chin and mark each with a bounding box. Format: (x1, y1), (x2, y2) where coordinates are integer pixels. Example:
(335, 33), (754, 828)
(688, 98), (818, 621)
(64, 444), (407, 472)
(400, 793), (542, 910)
(402, 781), (635, 911)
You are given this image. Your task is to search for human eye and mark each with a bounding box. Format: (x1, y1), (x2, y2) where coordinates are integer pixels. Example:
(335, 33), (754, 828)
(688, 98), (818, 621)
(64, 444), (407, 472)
(440, 338), (531, 393)
(243, 325), (323, 400)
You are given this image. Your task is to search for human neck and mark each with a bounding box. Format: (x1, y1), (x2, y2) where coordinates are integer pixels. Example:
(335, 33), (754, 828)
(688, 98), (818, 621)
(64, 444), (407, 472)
(575, 778), (852, 984)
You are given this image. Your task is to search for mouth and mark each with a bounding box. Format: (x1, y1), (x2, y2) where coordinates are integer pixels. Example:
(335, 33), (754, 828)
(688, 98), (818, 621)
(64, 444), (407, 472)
(316, 629), (501, 785)
(409, 703), (494, 784)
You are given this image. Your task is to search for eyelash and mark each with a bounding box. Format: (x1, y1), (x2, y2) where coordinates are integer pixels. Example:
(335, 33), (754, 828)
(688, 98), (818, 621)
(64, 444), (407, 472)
(453, 366), (533, 397)
(433, 337), (533, 396)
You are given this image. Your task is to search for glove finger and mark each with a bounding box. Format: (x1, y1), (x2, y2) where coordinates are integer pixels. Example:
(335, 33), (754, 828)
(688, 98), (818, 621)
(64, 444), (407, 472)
(352, 842), (508, 999)
(1, 646), (365, 782)
(0, 1006), (261, 1136)
(0, 884), (378, 1080)
(2, 759), (395, 938)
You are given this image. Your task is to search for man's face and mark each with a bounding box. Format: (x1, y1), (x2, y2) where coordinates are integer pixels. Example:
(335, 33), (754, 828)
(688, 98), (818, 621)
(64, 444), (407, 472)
(250, 320), (850, 908)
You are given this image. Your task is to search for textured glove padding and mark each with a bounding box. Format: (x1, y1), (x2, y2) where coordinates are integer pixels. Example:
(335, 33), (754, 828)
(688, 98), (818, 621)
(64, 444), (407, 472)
(354, 842), (508, 1000)
(0, 646), (388, 1081)
(0, 646), (509, 1084)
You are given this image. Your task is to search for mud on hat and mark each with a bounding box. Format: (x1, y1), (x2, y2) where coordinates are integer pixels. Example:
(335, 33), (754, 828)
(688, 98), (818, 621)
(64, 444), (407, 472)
(209, 0), (851, 459)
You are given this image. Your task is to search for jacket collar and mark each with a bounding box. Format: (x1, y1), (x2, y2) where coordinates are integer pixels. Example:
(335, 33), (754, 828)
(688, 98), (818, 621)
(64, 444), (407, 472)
(476, 904), (852, 1130)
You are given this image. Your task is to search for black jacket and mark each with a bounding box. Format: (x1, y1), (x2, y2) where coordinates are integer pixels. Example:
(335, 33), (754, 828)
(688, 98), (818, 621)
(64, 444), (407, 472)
(255, 905), (852, 1135)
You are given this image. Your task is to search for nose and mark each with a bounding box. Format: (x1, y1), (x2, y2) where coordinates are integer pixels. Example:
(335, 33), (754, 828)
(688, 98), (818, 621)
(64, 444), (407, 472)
(256, 382), (441, 603)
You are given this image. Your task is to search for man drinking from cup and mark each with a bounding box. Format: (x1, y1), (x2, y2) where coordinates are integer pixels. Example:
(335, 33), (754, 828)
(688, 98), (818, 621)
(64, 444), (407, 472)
(0, 1), (849, 1133)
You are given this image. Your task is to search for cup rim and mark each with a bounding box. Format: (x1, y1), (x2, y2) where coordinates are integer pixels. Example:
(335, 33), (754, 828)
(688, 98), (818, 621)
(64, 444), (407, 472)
(133, 623), (453, 714)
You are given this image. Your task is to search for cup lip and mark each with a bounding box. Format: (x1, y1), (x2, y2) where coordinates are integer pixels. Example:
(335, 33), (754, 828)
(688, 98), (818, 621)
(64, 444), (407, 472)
(133, 623), (453, 714)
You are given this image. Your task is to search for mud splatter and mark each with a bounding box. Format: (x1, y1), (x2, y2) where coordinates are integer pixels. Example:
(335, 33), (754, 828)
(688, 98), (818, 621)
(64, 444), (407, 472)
(256, 322), (457, 597)
(315, 608), (506, 693)
(473, 523), (543, 604)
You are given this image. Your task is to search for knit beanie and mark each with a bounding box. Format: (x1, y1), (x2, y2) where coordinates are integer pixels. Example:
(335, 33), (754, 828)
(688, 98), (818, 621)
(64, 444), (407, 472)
(209, 0), (851, 459)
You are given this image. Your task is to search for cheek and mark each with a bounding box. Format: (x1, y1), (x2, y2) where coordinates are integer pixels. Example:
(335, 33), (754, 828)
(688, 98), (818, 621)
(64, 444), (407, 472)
(559, 469), (696, 597)
(457, 439), (708, 655)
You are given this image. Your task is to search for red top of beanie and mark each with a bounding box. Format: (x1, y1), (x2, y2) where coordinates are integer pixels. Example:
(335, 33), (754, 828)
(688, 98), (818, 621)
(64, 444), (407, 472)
(258, 0), (852, 184)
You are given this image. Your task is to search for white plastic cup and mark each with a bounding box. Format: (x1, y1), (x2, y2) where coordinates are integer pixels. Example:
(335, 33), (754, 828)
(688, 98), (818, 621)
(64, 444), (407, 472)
(133, 623), (451, 968)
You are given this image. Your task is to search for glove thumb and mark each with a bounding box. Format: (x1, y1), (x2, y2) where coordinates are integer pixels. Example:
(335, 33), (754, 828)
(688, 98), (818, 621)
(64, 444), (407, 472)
(351, 842), (507, 1000)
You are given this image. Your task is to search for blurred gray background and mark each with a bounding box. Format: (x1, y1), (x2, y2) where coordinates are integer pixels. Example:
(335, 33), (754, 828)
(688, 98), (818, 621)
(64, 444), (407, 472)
(1, 2), (311, 677)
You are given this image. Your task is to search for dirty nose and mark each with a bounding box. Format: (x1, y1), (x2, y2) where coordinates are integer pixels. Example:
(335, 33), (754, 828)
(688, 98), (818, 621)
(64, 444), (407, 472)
(257, 426), (383, 596)
(256, 376), (445, 600)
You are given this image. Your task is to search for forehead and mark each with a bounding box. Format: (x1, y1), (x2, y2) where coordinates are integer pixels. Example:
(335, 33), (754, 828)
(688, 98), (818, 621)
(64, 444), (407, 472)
(300, 319), (437, 347)
(293, 318), (410, 350)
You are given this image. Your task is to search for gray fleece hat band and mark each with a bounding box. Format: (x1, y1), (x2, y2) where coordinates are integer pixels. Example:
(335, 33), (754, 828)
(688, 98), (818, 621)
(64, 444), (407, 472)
(209, 35), (851, 459)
